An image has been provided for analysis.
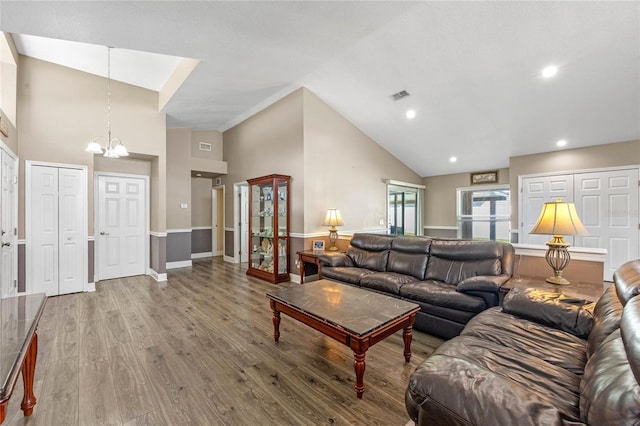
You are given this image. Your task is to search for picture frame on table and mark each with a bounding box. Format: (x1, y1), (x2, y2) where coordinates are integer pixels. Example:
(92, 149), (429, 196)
(313, 240), (325, 251)
(470, 170), (498, 185)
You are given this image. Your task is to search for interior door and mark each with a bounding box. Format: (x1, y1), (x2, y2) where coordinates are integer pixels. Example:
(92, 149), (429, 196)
(240, 185), (248, 263)
(520, 175), (573, 245)
(97, 175), (146, 280)
(29, 165), (85, 296)
(0, 149), (17, 298)
(574, 169), (639, 281)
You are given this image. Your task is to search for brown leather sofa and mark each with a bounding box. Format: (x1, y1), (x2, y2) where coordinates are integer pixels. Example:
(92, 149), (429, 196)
(405, 259), (640, 425)
(318, 233), (514, 339)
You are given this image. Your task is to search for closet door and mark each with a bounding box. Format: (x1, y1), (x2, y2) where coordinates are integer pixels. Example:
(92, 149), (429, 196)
(574, 169), (639, 281)
(29, 164), (86, 296)
(520, 174), (573, 245)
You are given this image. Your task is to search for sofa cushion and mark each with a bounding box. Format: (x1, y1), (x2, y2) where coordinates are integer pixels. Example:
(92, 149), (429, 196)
(347, 247), (389, 272)
(387, 251), (429, 280)
(587, 284), (623, 357)
(400, 280), (486, 313)
(321, 267), (373, 285)
(462, 307), (587, 375)
(349, 233), (394, 251)
(407, 335), (582, 425)
(614, 259), (640, 305)
(425, 240), (503, 284)
(360, 272), (418, 295)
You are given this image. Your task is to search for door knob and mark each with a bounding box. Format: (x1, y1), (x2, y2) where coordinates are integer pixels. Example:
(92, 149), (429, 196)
(2, 242), (10, 247)
(100, 231), (110, 236)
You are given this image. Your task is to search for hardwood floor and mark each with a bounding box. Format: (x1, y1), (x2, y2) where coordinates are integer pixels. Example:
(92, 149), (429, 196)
(5, 257), (443, 426)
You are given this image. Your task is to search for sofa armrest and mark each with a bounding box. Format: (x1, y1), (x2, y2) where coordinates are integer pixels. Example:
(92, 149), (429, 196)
(502, 287), (595, 339)
(456, 275), (510, 293)
(317, 252), (353, 267)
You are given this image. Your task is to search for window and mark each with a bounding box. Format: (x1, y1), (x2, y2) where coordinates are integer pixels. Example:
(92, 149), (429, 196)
(387, 181), (424, 236)
(457, 185), (510, 242)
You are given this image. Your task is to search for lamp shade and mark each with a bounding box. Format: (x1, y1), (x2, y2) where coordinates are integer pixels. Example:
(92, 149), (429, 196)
(529, 200), (588, 236)
(322, 209), (344, 227)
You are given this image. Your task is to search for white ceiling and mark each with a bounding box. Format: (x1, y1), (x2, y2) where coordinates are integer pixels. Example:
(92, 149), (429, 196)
(1, 1), (638, 177)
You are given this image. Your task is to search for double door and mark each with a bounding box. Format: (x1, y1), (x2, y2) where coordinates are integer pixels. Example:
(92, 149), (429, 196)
(520, 167), (639, 280)
(28, 163), (86, 296)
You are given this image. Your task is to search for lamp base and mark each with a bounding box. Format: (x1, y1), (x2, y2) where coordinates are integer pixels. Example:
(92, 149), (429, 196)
(545, 275), (570, 285)
(327, 246), (339, 251)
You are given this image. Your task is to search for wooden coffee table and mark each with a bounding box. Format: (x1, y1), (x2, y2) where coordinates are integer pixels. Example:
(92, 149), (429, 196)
(266, 279), (420, 398)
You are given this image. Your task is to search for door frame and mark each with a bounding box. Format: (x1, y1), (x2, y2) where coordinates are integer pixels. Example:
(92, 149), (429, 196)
(0, 142), (18, 297)
(231, 181), (248, 264)
(25, 160), (88, 295)
(94, 171), (150, 282)
(211, 184), (225, 257)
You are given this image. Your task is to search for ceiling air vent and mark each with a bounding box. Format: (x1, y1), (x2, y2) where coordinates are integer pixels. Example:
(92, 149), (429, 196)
(199, 142), (212, 152)
(391, 90), (410, 101)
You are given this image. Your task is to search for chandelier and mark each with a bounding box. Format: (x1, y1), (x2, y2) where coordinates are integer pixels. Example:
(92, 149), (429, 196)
(85, 46), (129, 158)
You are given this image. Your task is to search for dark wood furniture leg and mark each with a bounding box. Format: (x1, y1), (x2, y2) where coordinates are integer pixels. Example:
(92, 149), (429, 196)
(402, 325), (413, 362)
(353, 350), (367, 399)
(20, 331), (38, 416)
(270, 301), (281, 342)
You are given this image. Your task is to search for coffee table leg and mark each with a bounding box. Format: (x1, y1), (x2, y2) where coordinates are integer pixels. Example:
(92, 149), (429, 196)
(270, 302), (281, 342)
(21, 331), (38, 416)
(353, 351), (366, 399)
(403, 325), (413, 362)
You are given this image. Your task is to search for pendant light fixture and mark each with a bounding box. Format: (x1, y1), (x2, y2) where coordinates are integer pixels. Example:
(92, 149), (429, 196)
(85, 46), (129, 158)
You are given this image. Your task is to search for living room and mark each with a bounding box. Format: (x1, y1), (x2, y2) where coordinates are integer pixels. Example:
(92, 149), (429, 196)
(0, 1), (638, 425)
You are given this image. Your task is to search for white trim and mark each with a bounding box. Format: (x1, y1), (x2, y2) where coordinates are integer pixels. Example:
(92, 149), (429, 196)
(18, 239), (25, 245)
(423, 225), (458, 230)
(0, 140), (17, 160)
(212, 184), (225, 262)
(233, 181), (249, 264)
(224, 227), (234, 232)
(166, 228), (192, 234)
(150, 231), (167, 237)
(512, 243), (607, 263)
(518, 164), (640, 180)
(290, 229), (386, 239)
(289, 273), (302, 284)
(88, 235), (95, 241)
(166, 260), (193, 269)
(223, 255), (236, 263)
(94, 172), (150, 282)
(191, 252), (212, 259)
(192, 226), (212, 230)
(85, 282), (96, 292)
(149, 269), (167, 282)
(386, 179), (426, 190)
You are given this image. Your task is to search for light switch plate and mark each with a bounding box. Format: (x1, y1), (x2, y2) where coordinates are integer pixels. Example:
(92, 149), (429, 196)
(180, 203), (188, 209)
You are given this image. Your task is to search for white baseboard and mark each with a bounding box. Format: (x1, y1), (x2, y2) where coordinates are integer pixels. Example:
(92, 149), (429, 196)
(149, 269), (167, 282)
(224, 255), (237, 263)
(191, 252), (212, 259)
(290, 273), (301, 284)
(166, 260), (193, 270)
(84, 282), (96, 292)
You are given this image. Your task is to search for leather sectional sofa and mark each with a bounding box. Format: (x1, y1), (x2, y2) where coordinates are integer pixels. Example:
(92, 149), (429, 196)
(405, 259), (640, 425)
(318, 233), (514, 339)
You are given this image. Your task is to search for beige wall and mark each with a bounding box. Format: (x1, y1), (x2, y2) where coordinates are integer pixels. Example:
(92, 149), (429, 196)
(223, 88), (305, 232)
(509, 139), (640, 228)
(303, 89), (422, 235)
(191, 176), (213, 228)
(94, 156), (152, 175)
(191, 130), (223, 161)
(422, 168), (510, 228)
(166, 128), (192, 230)
(17, 55), (167, 236)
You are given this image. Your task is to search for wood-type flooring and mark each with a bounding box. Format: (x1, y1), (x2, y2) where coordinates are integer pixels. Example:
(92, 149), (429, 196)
(5, 257), (443, 425)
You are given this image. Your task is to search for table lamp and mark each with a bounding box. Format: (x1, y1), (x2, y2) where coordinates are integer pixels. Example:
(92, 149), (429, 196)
(529, 199), (589, 285)
(322, 208), (344, 251)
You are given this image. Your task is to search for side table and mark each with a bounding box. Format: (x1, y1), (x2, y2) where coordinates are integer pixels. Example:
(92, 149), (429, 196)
(297, 250), (324, 284)
(500, 276), (605, 303)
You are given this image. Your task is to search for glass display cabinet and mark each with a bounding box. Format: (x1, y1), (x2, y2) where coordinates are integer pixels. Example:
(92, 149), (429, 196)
(246, 174), (291, 283)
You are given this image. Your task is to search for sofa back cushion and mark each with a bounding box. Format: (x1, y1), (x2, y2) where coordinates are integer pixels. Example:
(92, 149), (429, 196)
(347, 234), (394, 272)
(614, 260), (640, 305)
(587, 284), (623, 357)
(425, 240), (504, 285)
(387, 236), (431, 280)
(580, 297), (640, 425)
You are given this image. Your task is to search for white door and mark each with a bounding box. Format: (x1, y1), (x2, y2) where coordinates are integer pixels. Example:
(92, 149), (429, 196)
(97, 175), (146, 280)
(29, 164), (85, 296)
(574, 169), (639, 281)
(0, 149), (17, 298)
(240, 185), (249, 263)
(520, 174), (574, 245)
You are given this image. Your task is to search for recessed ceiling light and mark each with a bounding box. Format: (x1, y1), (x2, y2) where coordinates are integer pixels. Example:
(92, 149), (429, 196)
(556, 139), (567, 147)
(406, 109), (416, 119)
(449, 156), (457, 163)
(542, 65), (558, 78)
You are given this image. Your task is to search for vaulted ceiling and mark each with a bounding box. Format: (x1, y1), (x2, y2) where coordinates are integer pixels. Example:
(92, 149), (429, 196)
(1, 1), (638, 176)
